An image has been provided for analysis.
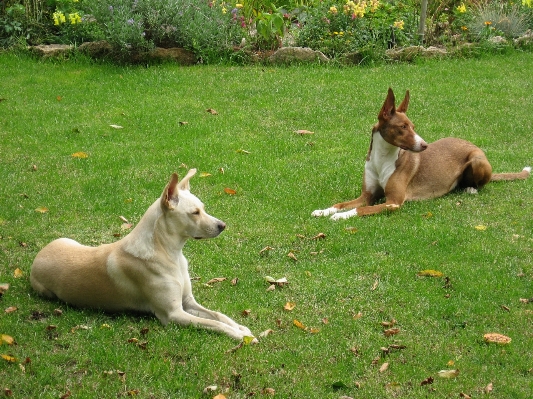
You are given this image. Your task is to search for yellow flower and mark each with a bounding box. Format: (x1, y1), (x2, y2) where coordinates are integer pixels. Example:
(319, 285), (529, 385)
(53, 11), (66, 25)
(461, 26), (468, 31)
(457, 3), (466, 13)
(523, 0), (532, 7)
(222, 6), (227, 13)
(235, 3), (243, 8)
(393, 20), (404, 30)
(69, 12), (82, 24)
(484, 20), (492, 25)
(329, 6), (338, 14)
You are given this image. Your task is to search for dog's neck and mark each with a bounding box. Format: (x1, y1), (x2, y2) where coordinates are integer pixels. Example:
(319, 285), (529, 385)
(122, 200), (185, 260)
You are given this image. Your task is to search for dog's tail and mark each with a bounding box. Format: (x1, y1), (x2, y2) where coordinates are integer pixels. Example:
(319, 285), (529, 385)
(491, 166), (531, 181)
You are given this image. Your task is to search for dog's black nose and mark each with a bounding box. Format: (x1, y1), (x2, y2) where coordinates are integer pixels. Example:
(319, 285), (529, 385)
(218, 221), (226, 232)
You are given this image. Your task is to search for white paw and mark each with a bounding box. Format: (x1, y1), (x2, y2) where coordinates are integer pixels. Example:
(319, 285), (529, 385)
(330, 209), (357, 220)
(312, 207), (338, 217)
(523, 166), (531, 174)
(465, 187), (478, 195)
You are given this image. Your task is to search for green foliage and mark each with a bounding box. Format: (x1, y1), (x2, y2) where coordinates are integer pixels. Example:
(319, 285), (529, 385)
(294, 0), (417, 58)
(255, 4), (287, 49)
(468, 1), (529, 39)
(0, 4), (27, 46)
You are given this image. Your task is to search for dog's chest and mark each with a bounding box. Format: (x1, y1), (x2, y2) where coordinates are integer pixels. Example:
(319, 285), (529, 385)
(365, 135), (400, 192)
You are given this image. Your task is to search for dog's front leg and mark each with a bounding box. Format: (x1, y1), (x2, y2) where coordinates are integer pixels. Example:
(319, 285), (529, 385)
(183, 295), (254, 337)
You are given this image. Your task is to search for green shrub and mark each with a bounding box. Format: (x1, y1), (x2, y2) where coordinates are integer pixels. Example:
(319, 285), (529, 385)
(468, 1), (529, 39)
(294, 0), (418, 59)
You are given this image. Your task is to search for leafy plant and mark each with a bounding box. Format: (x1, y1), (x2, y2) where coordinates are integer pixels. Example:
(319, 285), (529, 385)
(468, 1), (529, 39)
(0, 4), (27, 47)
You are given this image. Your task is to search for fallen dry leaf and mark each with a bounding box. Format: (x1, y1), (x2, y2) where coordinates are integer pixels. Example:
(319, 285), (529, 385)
(5, 307), (17, 314)
(475, 225), (487, 231)
(293, 319), (306, 330)
(203, 385), (217, 394)
(284, 302), (296, 311)
(459, 393), (471, 399)
(287, 252), (298, 261)
(266, 285), (276, 292)
(484, 382), (493, 393)
(383, 328), (400, 337)
(231, 277), (238, 286)
(379, 362), (389, 373)
(417, 269), (444, 278)
(224, 187), (237, 195)
(1, 334), (15, 345)
(178, 121), (188, 126)
(381, 319), (396, 327)
(199, 172), (212, 177)
(35, 206), (49, 214)
(437, 369), (459, 378)
(259, 246), (274, 255)
(206, 277), (227, 285)
(0, 283), (9, 296)
(483, 333), (511, 344)
(353, 311), (363, 320)
(371, 280), (379, 291)
(71, 152), (88, 158)
(262, 388), (275, 395)
(259, 329), (274, 338)
(309, 327), (320, 334)
(420, 376), (434, 386)
(294, 129), (314, 135)
(206, 108), (218, 115)
(1, 354), (16, 362)
(241, 309), (251, 317)
(13, 268), (23, 278)
(311, 232), (326, 240)
(109, 124), (123, 129)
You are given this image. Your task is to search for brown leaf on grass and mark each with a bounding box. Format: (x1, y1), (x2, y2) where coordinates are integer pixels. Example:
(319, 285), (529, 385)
(71, 152), (89, 158)
(381, 319), (396, 327)
(266, 285), (275, 292)
(4, 388), (13, 396)
(483, 333), (511, 344)
(231, 277), (239, 286)
(5, 307), (17, 314)
(206, 108), (218, 115)
(501, 305), (510, 312)
(519, 298), (533, 303)
(206, 277), (227, 285)
(119, 215), (129, 223)
(293, 319), (306, 330)
(379, 362), (389, 373)
(0, 283), (9, 296)
(121, 223), (133, 230)
(35, 206), (49, 214)
(417, 269), (444, 277)
(371, 280), (379, 291)
(287, 252), (298, 261)
(13, 268), (23, 278)
(383, 328), (400, 337)
(241, 309), (251, 317)
(60, 390), (72, 399)
(437, 369), (459, 378)
(126, 389), (140, 396)
(353, 312), (363, 320)
(56, 96), (62, 101)
(259, 329), (274, 338)
(484, 382), (493, 393)
(420, 376), (434, 386)
(294, 129), (314, 135)
(199, 172), (212, 177)
(1, 354), (16, 362)
(213, 395), (227, 399)
(1, 334), (15, 345)
(224, 187), (237, 195)
(311, 232), (326, 240)
(284, 302), (296, 311)
(262, 388), (275, 395)
(259, 246), (274, 255)
(459, 393), (471, 399)
(225, 342), (243, 353)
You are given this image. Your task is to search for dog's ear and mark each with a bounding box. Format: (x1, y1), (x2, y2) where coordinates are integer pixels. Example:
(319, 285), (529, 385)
(177, 168), (197, 192)
(378, 88), (396, 121)
(396, 90), (410, 113)
(162, 173), (179, 210)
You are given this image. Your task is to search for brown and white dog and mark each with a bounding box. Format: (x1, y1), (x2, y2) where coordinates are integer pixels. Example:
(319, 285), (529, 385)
(31, 169), (254, 341)
(312, 88), (530, 220)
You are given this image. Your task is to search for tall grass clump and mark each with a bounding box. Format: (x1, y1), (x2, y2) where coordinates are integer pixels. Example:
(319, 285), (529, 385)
(468, 1), (530, 39)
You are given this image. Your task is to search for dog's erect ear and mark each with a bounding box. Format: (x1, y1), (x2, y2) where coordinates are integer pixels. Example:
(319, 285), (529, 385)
(396, 90), (410, 113)
(177, 168), (197, 192)
(162, 173), (179, 210)
(378, 88), (396, 121)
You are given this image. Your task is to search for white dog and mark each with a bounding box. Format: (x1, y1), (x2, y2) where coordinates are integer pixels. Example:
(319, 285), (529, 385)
(31, 169), (254, 341)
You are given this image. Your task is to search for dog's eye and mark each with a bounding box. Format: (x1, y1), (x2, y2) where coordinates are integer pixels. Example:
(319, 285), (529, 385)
(192, 209), (200, 215)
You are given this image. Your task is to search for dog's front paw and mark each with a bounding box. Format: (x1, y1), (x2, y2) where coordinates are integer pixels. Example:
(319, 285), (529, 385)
(330, 209), (357, 220)
(465, 187), (478, 195)
(312, 207), (338, 217)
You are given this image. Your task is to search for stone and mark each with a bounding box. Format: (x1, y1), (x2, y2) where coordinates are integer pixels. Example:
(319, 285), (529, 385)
(148, 47), (197, 65)
(268, 46), (329, 64)
(78, 40), (113, 57)
(31, 44), (73, 58)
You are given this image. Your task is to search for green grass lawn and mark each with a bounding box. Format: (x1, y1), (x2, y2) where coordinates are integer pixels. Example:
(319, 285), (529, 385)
(1, 51), (532, 398)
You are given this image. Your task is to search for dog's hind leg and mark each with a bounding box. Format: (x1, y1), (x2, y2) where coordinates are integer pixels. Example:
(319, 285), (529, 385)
(459, 151), (492, 190)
